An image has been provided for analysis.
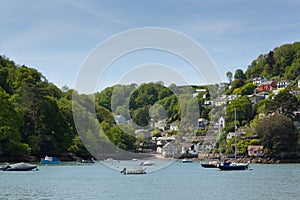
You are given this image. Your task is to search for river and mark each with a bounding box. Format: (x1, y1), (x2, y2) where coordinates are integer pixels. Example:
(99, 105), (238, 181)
(0, 160), (299, 200)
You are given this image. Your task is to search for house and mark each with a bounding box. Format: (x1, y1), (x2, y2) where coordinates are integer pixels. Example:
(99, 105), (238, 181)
(181, 143), (198, 155)
(198, 141), (214, 152)
(227, 132), (236, 140)
(253, 76), (268, 85)
(170, 123), (179, 131)
(298, 80), (300, 88)
(248, 92), (268, 104)
(257, 81), (277, 92)
(203, 93), (210, 99)
(114, 115), (126, 124)
(154, 120), (166, 130)
(214, 100), (226, 106)
(219, 117), (225, 130)
(248, 146), (264, 156)
(277, 80), (290, 90)
(204, 100), (213, 106)
(162, 142), (177, 158)
(198, 118), (209, 129)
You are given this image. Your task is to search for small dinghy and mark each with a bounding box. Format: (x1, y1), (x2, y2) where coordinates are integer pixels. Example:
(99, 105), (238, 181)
(0, 162), (37, 171)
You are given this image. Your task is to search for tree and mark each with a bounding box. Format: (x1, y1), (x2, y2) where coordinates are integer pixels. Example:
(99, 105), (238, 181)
(234, 69), (246, 81)
(226, 71), (233, 84)
(255, 114), (298, 156)
(267, 90), (299, 118)
(0, 88), (29, 156)
(240, 83), (256, 96)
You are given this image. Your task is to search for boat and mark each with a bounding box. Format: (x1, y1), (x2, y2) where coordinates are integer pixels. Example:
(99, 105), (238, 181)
(201, 160), (219, 168)
(120, 166), (146, 175)
(0, 162), (37, 171)
(140, 160), (154, 166)
(218, 108), (251, 171)
(79, 158), (95, 163)
(218, 160), (249, 171)
(41, 156), (61, 164)
(182, 158), (193, 163)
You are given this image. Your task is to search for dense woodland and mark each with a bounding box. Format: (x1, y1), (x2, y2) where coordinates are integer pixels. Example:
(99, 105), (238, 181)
(0, 42), (300, 160)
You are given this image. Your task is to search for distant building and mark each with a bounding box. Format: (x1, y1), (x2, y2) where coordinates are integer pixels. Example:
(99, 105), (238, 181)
(181, 143), (198, 155)
(219, 117), (225, 130)
(170, 123), (179, 131)
(253, 76), (268, 85)
(162, 142), (177, 158)
(257, 81), (277, 92)
(248, 146), (264, 156)
(198, 141), (214, 152)
(198, 118), (209, 129)
(277, 80), (290, 90)
(298, 80), (300, 88)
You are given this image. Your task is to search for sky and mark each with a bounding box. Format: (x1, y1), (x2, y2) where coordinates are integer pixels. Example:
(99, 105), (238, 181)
(0, 0), (299, 92)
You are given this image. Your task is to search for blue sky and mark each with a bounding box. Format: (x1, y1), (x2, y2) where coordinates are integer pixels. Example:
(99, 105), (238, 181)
(0, 0), (299, 91)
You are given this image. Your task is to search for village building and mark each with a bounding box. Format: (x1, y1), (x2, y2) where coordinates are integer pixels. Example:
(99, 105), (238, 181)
(162, 142), (177, 158)
(248, 146), (264, 156)
(277, 80), (290, 90)
(253, 76), (268, 85)
(257, 81), (277, 92)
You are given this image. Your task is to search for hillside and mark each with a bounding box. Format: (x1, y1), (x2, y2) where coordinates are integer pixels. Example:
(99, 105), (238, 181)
(245, 42), (300, 81)
(0, 41), (300, 161)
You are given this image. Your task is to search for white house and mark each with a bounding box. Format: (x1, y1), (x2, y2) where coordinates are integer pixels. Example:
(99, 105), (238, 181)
(277, 80), (290, 90)
(170, 123), (179, 131)
(219, 117), (225, 130)
(253, 76), (268, 85)
(162, 142), (177, 158)
(298, 80), (300, 88)
(154, 120), (166, 130)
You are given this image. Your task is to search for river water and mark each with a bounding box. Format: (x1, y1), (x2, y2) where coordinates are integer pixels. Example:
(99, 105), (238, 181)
(0, 160), (299, 200)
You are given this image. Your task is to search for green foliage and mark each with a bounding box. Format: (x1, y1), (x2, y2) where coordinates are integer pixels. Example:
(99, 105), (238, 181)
(246, 42), (300, 80)
(255, 113), (299, 155)
(226, 96), (253, 125)
(240, 83), (256, 96)
(267, 90), (299, 118)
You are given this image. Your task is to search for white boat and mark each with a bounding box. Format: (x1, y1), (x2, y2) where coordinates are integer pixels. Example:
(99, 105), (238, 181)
(120, 166), (146, 174)
(0, 162), (37, 171)
(182, 158), (193, 163)
(140, 160), (154, 166)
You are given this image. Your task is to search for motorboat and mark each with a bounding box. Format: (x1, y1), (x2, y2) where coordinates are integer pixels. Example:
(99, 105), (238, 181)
(0, 162), (37, 171)
(120, 166), (146, 174)
(182, 158), (193, 163)
(79, 158), (95, 163)
(41, 156), (61, 164)
(140, 160), (154, 166)
(218, 160), (249, 171)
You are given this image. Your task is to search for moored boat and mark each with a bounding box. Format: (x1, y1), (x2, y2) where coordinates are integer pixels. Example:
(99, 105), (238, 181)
(140, 160), (154, 166)
(201, 160), (219, 168)
(80, 158), (95, 163)
(218, 160), (249, 171)
(182, 158), (193, 163)
(120, 166), (146, 174)
(0, 162), (37, 171)
(41, 156), (61, 164)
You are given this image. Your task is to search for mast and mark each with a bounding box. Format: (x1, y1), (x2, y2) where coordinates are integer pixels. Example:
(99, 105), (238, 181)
(234, 107), (237, 160)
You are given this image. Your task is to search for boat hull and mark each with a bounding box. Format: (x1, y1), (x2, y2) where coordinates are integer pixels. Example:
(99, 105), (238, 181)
(201, 163), (218, 168)
(1, 163), (37, 171)
(218, 163), (248, 171)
